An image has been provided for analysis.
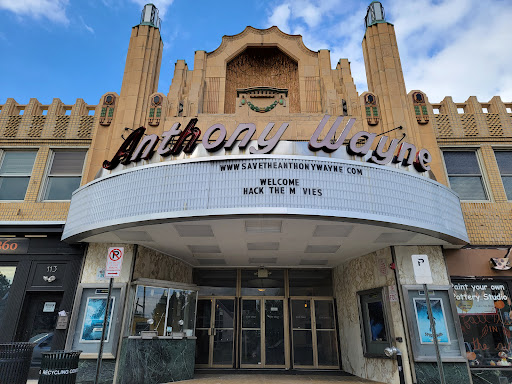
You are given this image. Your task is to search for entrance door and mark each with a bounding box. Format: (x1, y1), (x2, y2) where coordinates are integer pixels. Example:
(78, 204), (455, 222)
(195, 298), (236, 368)
(15, 291), (64, 366)
(291, 298), (339, 369)
(240, 298), (287, 368)
(16, 292), (63, 343)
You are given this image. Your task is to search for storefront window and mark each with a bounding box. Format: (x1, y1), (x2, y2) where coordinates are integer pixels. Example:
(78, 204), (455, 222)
(453, 280), (512, 367)
(131, 285), (197, 337)
(0, 266), (16, 329)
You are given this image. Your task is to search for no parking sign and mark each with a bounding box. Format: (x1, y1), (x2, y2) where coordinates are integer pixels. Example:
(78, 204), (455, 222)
(106, 247), (124, 278)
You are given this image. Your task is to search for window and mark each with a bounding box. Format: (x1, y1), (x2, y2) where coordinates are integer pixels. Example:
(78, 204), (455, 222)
(0, 151), (37, 200)
(443, 151), (487, 200)
(495, 151), (512, 200)
(0, 266), (17, 330)
(241, 269), (284, 296)
(193, 269), (237, 296)
(452, 280), (512, 367)
(358, 288), (391, 357)
(289, 269), (333, 296)
(43, 151), (86, 200)
(130, 285), (197, 337)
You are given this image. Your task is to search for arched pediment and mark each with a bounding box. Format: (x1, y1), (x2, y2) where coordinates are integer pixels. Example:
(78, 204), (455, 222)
(207, 26), (317, 63)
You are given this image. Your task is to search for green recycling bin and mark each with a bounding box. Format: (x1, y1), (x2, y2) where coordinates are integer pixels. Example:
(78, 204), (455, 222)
(0, 342), (35, 384)
(38, 350), (82, 384)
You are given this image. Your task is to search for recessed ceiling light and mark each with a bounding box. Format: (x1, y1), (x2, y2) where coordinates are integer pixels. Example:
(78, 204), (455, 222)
(245, 220), (282, 233)
(304, 245), (340, 253)
(175, 225), (214, 237)
(313, 225), (354, 237)
(247, 242), (279, 251)
(188, 245), (221, 253)
(374, 233), (416, 243)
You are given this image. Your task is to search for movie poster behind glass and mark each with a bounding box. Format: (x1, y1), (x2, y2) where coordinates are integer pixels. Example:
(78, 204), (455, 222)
(452, 280), (512, 367)
(403, 286), (465, 361)
(413, 298), (450, 344)
(80, 297), (115, 342)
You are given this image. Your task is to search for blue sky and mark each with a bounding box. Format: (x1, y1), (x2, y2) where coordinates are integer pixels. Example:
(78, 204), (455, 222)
(1, 0), (511, 106)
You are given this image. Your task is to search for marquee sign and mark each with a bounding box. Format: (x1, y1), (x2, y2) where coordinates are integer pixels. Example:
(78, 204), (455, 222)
(103, 115), (432, 173)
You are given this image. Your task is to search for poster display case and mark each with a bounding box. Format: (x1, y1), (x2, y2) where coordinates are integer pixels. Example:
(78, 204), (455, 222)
(402, 285), (466, 362)
(65, 283), (127, 358)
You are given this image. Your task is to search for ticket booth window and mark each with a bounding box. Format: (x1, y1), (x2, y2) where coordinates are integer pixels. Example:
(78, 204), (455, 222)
(358, 288), (392, 357)
(131, 285), (198, 337)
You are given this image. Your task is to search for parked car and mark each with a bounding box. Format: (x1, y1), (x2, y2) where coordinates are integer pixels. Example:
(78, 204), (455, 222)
(29, 332), (53, 366)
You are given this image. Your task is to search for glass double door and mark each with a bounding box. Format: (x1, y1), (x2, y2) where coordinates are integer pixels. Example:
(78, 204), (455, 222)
(290, 298), (339, 369)
(195, 297), (337, 369)
(195, 298), (236, 368)
(195, 297), (287, 368)
(240, 298), (287, 368)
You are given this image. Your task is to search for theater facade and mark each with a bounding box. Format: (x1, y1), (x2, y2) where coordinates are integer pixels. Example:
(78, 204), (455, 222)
(1, 2), (512, 384)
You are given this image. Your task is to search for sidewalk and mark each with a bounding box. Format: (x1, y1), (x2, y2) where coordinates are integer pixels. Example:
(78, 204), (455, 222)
(28, 373), (386, 384)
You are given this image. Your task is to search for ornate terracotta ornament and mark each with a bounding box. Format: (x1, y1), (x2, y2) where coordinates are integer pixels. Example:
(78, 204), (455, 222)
(99, 94), (115, 126)
(364, 93), (379, 126)
(237, 87), (287, 113)
(148, 93), (164, 126)
(413, 92), (429, 124)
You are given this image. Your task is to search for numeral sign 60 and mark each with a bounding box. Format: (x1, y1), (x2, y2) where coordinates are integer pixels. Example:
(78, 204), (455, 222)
(0, 240), (18, 251)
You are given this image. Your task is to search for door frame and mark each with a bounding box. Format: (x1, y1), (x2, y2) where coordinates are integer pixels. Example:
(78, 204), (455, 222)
(239, 296), (289, 369)
(290, 296), (339, 370)
(195, 296), (237, 368)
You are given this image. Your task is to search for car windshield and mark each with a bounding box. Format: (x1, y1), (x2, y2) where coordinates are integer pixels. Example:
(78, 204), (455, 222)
(29, 333), (50, 343)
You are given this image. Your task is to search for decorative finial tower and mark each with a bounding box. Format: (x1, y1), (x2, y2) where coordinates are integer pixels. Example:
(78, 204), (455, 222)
(111, 3), (163, 154)
(364, 1), (386, 28)
(362, 2), (419, 142)
(361, 1), (447, 184)
(140, 3), (161, 28)
(84, 4), (163, 182)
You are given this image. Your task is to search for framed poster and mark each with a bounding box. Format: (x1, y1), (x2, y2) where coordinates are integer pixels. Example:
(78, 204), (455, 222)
(402, 285), (466, 362)
(413, 297), (450, 344)
(66, 284), (126, 358)
(79, 296), (115, 343)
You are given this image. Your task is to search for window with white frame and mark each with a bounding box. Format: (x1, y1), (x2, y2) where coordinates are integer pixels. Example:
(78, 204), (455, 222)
(0, 151), (37, 200)
(494, 151), (512, 200)
(443, 150), (487, 200)
(43, 151), (86, 200)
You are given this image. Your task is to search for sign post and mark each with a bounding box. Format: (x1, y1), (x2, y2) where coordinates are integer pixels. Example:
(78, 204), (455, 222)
(412, 254), (445, 384)
(94, 247), (123, 384)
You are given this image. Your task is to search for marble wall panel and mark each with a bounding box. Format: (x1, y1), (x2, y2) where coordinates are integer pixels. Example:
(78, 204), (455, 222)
(117, 338), (195, 384)
(132, 246), (193, 284)
(471, 369), (512, 384)
(80, 243), (134, 283)
(76, 359), (116, 384)
(415, 362), (471, 384)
